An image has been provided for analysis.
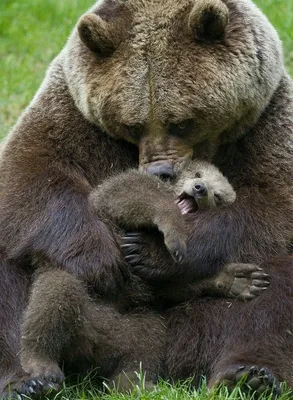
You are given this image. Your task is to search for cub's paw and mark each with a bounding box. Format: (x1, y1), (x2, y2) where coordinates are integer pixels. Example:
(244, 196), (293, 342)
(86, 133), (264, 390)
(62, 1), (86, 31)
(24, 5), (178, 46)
(212, 365), (281, 398)
(228, 263), (270, 301)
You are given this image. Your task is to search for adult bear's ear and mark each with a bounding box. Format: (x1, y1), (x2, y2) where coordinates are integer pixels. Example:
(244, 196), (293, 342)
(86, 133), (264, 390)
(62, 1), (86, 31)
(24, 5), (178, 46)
(78, 13), (121, 56)
(188, 0), (229, 42)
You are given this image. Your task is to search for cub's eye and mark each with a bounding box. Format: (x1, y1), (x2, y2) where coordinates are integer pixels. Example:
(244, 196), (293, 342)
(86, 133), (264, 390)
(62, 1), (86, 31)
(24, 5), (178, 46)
(195, 172), (201, 178)
(169, 119), (193, 137)
(214, 193), (222, 204)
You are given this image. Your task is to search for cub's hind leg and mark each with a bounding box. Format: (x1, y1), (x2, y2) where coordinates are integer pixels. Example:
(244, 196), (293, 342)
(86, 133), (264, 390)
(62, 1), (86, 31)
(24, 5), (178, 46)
(19, 269), (165, 396)
(19, 269), (83, 393)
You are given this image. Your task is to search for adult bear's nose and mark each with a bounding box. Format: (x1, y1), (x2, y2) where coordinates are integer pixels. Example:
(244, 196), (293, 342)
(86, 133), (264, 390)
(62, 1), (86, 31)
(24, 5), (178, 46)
(146, 162), (175, 180)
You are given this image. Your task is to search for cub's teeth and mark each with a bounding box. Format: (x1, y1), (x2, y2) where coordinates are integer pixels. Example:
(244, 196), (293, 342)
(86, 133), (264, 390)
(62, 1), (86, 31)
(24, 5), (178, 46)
(181, 203), (192, 214)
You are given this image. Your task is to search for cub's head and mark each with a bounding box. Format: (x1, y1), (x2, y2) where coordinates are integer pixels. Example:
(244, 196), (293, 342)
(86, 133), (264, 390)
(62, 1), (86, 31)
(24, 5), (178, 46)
(175, 160), (236, 214)
(64, 0), (283, 179)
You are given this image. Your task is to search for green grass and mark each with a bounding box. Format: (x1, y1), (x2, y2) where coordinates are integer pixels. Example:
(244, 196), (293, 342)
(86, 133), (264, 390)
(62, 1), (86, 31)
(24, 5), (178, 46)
(26, 373), (293, 400)
(0, 0), (94, 138)
(1, 1), (293, 399)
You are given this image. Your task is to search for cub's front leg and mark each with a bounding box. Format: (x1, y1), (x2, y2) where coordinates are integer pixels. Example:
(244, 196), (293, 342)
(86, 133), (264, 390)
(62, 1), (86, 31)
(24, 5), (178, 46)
(89, 170), (188, 263)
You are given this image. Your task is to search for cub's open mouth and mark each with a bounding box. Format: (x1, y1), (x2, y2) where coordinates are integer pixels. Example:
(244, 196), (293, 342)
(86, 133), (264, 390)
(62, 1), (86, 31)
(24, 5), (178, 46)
(175, 192), (198, 215)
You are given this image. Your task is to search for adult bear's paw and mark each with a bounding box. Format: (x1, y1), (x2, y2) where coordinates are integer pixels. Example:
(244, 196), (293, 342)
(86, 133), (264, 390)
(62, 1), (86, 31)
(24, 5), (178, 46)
(211, 365), (282, 398)
(3, 371), (63, 399)
(19, 377), (61, 398)
(121, 230), (179, 281)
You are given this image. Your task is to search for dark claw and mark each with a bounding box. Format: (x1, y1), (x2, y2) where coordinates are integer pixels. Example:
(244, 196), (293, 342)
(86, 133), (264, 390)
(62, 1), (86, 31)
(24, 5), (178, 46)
(121, 244), (138, 255)
(122, 234), (142, 244)
(250, 285), (268, 294)
(243, 293), (256, 300)
(124, 254), (138, 261)
(251, 272), (270, 279)
(121, 239), (140, 247)
(172, 251), (183, 264)
(121, 243), (137, 250)
(252, 279), (270, 287)
(27, 386), (36, 394)
(124, 232), (142, 238)
(121, 238), (141, 246)
(222, 365), (282, 397)
(259, 368), (266, 376)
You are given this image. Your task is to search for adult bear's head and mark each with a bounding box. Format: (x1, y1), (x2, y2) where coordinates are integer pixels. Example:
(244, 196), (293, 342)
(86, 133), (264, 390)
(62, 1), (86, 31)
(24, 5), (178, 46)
(63, 0), (284, 178)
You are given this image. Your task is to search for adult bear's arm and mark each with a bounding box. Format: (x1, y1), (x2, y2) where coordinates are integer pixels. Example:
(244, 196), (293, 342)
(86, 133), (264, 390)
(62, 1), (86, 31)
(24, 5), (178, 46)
(0, 61), (137, 298)
(0, 159), (126, 297)
(122, 185), (292, 281)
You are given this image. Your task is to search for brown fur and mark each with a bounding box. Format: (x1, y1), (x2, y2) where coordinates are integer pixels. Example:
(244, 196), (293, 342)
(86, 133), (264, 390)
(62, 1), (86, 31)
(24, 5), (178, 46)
(89, 160), (236, 262)
(16, 256), (292, 397)
(0, 0), (292, 397)
(19, 267), (166, 393)
(16, 164), (266, 394)
(13, 166), (267, 395)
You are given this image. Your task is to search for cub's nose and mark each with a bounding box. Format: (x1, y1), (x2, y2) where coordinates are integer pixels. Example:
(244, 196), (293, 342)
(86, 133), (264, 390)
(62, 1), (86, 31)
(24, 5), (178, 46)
(193, 183), (207, 196)
(146, 163), (175, 180)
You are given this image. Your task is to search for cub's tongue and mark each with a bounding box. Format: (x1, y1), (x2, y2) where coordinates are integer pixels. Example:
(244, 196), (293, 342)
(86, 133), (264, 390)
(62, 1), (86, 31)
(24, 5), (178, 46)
(175, 194), (198, 215)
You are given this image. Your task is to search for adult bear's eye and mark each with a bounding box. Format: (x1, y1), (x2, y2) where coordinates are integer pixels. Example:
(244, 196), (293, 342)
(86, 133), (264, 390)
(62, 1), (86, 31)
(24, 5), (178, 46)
(124, 124), (143, 142)
(169, 119), (193, 137)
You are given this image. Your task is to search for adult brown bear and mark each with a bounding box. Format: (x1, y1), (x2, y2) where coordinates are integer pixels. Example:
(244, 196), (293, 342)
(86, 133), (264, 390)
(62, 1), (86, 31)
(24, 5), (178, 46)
(0, 0), (292, 397)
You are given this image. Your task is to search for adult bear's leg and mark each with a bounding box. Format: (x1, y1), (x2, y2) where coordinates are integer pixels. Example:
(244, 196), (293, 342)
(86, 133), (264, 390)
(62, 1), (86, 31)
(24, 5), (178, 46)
(18, 269), (166, 396)
(166, 256), (293, 395)
(0, 260), (31, 397)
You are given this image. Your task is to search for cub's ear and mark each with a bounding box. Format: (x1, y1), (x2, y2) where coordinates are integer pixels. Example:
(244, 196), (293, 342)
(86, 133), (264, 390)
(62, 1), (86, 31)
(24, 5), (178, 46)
(78, 13), (118, 56)
(188, 0), (229, 42)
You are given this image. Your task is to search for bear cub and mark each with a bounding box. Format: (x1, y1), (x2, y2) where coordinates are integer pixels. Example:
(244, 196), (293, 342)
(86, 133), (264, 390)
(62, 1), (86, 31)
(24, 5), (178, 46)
(90, 159), (237, 264)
